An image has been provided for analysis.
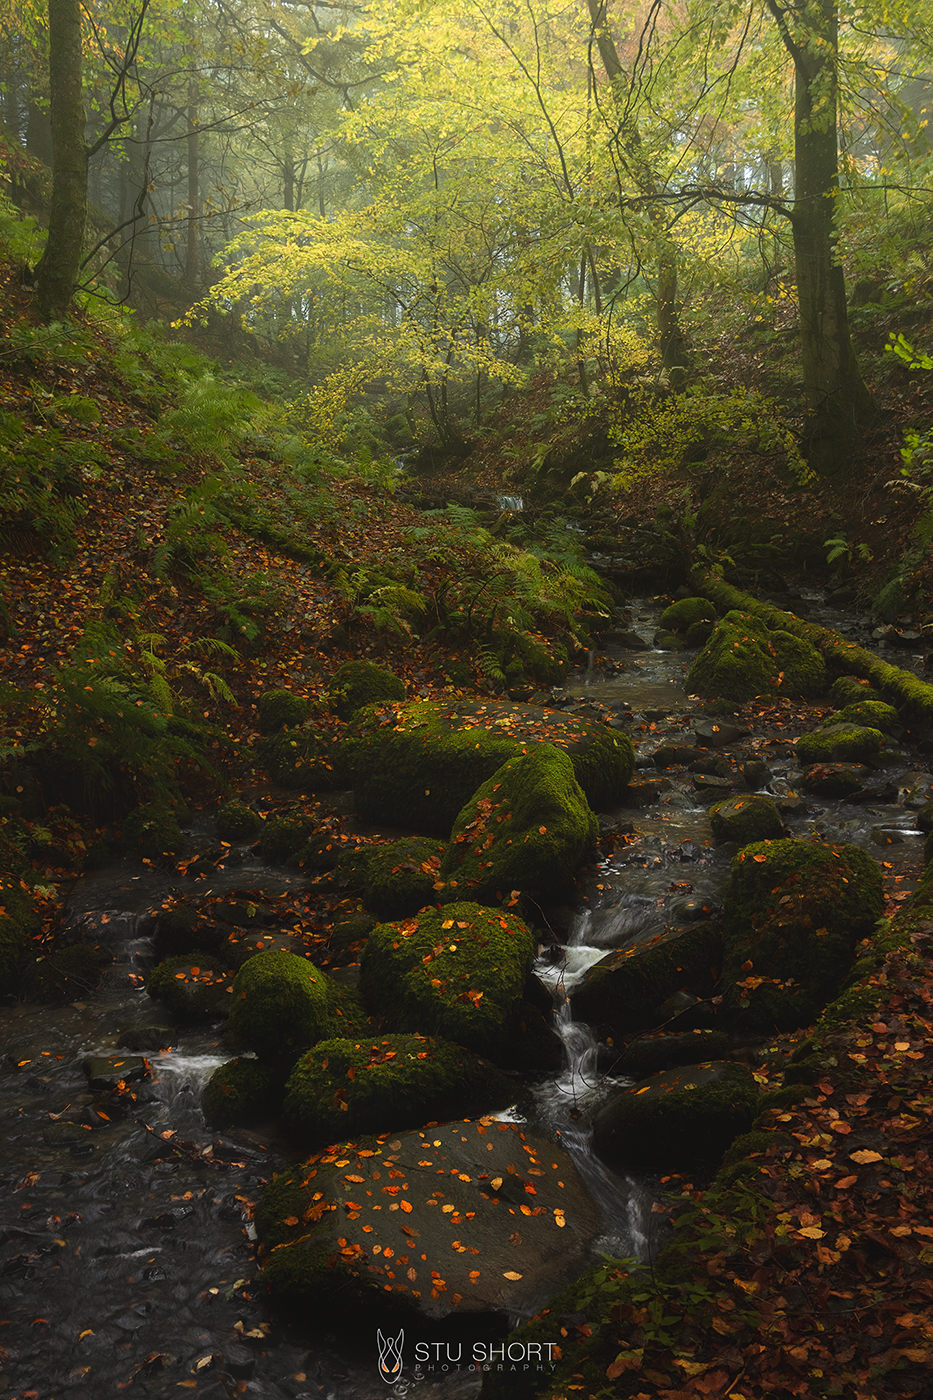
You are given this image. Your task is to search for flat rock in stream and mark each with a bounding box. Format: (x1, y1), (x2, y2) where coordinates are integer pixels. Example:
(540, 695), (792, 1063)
(256, 1118), (602, 1322)
(83, 1055), (149, 1090)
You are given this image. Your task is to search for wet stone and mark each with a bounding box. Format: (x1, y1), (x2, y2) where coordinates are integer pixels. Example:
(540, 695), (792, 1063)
(117, 1026), (176, 1052)
(741, 760), (772, 789)
(693, 719), (749, 747)
(691, 773), (733, 794)
(801, 763), (871, 797)
(653, 744), (699, 768)
(83, 1056), (148, 1091)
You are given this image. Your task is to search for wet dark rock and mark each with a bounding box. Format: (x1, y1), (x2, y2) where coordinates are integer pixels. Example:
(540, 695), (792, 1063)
(800, 763), (871, 797)
(869, 827), (907, 846)
(572, 924), (721, 1040)
(671, 897), (717, 922)
(83, 1055), (148, 1090)
(693, 719), (749, 747)
(741, 760), (772, 790)
(653, 744), (698, 768)
(847, 781), (900, 806)
(622, 776), (670, 805)
(688, 754), (732, 779)
(601, 628), (651, 649)
(654, 989), (716, 1030)
(117, 1025), (176, 1051)
(147, 958), (235, 1020)
(773, 793), (808, 816)
(614, 1030), (732, 1077)
(708, 794), (784, 843)
(692, 773), (734, 795)
(222, 1344), (257, 1379)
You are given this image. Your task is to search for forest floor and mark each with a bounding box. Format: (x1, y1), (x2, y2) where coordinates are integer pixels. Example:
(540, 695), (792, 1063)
(3, 248), (933, 1400)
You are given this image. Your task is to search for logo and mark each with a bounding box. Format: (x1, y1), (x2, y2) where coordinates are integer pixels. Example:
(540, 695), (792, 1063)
(377, 1328), (405, 1385)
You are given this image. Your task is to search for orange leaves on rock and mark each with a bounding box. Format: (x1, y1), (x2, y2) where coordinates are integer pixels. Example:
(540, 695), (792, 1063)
(399, 1199), (413, 1213)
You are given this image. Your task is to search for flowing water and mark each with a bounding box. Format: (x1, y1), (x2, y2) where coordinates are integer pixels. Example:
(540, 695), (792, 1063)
(1, 592), (927, 1398)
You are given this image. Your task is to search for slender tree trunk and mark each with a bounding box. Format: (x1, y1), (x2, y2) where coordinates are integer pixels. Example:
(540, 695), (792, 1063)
(185, 79), (199, 288)
(765, 0), (874, 470)
(585, 0), (689, 374)
(35, 0), (87, 321)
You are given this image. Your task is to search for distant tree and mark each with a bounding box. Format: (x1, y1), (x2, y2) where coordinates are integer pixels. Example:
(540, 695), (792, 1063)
(35, 0), (86, 320)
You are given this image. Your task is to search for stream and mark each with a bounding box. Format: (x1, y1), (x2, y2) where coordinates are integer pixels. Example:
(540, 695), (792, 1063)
(1, 592), (928, 1400)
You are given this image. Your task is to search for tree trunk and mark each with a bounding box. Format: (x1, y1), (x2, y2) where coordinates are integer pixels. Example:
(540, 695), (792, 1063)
(35, 0), (87, 321)
(765, 0), (874, 471)
(185, 79), (199, 288)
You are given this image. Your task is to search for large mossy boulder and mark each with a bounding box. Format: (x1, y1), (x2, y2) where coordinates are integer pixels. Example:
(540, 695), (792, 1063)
(362, 838), (446, 920)
(226, 950), (366, 1071)
(659, 597), (717, 632)
(202, 1056), (284, 1128)
(282, 1034), (515, 1144)
(215, 800), (263, 843)
(687, 610), (826, 703)
(832, 700), (900, 734)
(340, 700), (634, 834)
(358, 903), (536, 1061)
(592, 1062), (760, 1173)
(720, 839), (884, 1031)
(259, 811), (318, 864)
(258, 688), (312, 735)
(258, 727), (340, 791)
(796, 723), (884, 764)
(439, 746), (597, 907)
(327, 660), (405, 720)
(255, 1118), (602, 1323)
(571, 924), (722, 1041)
(708, 793), (784, 843)
(147, 955), (234, 1020)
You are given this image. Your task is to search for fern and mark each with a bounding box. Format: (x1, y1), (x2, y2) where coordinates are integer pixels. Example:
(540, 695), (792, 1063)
(477, 647), (506, 685)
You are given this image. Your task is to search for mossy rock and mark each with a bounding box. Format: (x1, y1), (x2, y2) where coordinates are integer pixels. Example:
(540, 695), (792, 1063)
(827, 676), (881, 707)
(258, 728), (340, 791)
(592, 1062), (759, 1173)
(686, 619), (715, 647)
(259, 812), (318, 864)
(362, 838), (445, 920)
(326, 660), (405, 720)
(19, 943), (112, 1003)
(340, 699), (635, 835)
(800, 762), (870, 797)
(660, 597), (717, 632)
(258, 689), (312, 735)
(147, 955), (234, 1020)
(215, 801), (263, 842)
(571, 924), (722, 1041)
(439, 746), (597, 907)
(0, 866), (39, 996)
(615, 1029), (732, 1077)
(831, 700), (900, 734)
(709, 794), (784, 844)
(358, 902), (536, 1062)
(514, 633), (569, 685)
(796, 723), (884, 765)
(226, 950), (366, 1071)
(121, 803), (185, 859)
(687, 610), (826, 703)
(201, 1056), (284, 1128)
(720, 838), (884, 1032)
(282, 1033), (515, 1144)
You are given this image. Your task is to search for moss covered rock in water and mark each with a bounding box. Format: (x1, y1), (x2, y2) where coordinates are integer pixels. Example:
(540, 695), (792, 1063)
(359, 902), (535, 1061)
(226, 950), (366, 1071)
(326, 660), (405, 720)
(258, 689), (311, 735)
(660, 597), (717, 632)
(439, 746), (597, 907)
(362, 838), (445, 919)
(215, 800), (263, 843)
(341, 699), (634, 834)
(147, 955), (233, 1020)
(832, 700), (900, 734)
(570, 924), (722, 1041)
(708, 794), (784, 844)
(283, 1033), (514, 1144)
(687, 610), (826, 703)
(259, 811), (318, 865)
(721, 838), (883, 1031)
(202, 1056), (283, 1128)
(592, 1062), (759, 1173)
(827, 675), (881, 707)
(796, 723), (884, 764)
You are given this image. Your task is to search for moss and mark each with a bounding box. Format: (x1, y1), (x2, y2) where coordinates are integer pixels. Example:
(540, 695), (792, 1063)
(362, 838), (445, 919)
(715, 1127), (796, 1187)
(215, 800), (263, 842)
(439, 745), (598, 906)
(258, 689), (312, 734)
(591, 1062), (760, 1173)
(800, 762), (869, 797)
(201, 1056), (283, 1127)
(147, 954), (232, 1019)
(0, 861), (39, 996)
(687, 610), (826, 703)
(615, 1029), (732, 1077)
(19, 943), (111, 1003)
(340, 699), (634, 835)
(226, 950), (366, 1070)
(571, 924), (722, 1040)
(828, 675), (881, 707)
(831, 700), (900, 734)
(121, 802), (184, 859)
(326, 660), (405, 720)
(660, 596), (717, 631)
(358, 901), (535, 1060)
(720, 839), (883, 1032)
(282, 1033), (514, 1143)
(796, 723), (884, 764)
(708, 794), (784, 843)
(259, 812), (317, 864)
(258, 728), (339, 791)
(686, 618), (715, 647)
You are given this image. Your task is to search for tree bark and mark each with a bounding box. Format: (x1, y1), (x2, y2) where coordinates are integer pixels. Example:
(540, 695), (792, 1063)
(765, 0), (874, 470)
(185, 79), (200, 288)
(35, 0), (87, 321)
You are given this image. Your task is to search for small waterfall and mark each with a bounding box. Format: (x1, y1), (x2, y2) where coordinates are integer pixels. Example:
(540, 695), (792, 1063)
(496, 494), (524, 511)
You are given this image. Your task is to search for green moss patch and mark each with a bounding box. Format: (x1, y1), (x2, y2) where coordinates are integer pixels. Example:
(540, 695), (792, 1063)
(796, 723), (884, 764)
(326, 660), (405, 719)
(258, 727), (340, 791)
(202, 1056), (284, 1128)
(362, 838), (445, 919)
(659, 597), (717, 632)
(226, 950), (366, 1070)
(831, 700), (900, 733)
(439, 745), (597, 906)
(721, 839), (883, 1031)
(215, 800), (263, 842)
(147, 954), (234, 1020)
(358, 902), (535, 1061)
(283, 1033), (514, 1144)
(687, 610), (826, 703)
(708, 793), (784, 843)
(341, 699), (634, 834)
